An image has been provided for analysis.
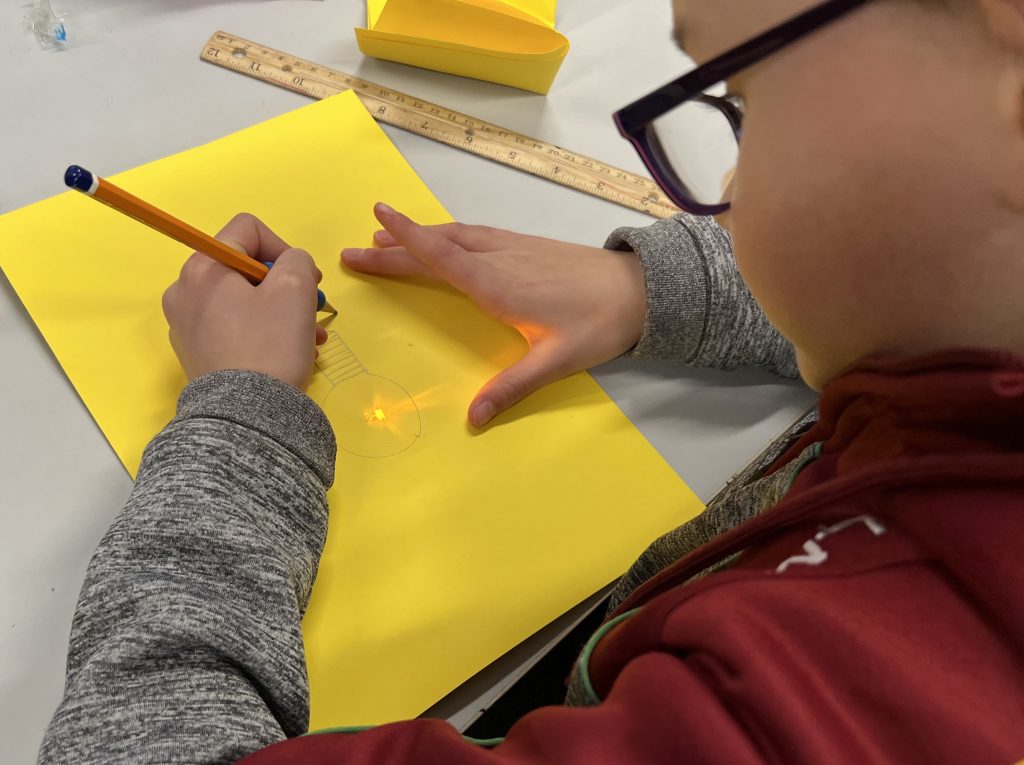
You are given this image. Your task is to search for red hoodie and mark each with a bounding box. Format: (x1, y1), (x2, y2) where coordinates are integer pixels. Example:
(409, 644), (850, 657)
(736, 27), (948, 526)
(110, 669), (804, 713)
(242, 351), (1024, 764)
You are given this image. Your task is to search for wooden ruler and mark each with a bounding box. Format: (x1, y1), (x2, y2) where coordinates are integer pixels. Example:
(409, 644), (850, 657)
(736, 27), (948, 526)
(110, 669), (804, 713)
(201, 31), (680, 219)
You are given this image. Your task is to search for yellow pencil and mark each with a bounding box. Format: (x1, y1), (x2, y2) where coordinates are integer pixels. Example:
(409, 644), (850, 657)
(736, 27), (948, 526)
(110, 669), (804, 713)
(64, 164), (336, 314)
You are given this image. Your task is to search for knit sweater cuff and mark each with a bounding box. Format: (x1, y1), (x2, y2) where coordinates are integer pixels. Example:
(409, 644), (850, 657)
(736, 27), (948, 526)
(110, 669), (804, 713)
(605, 215), (712, 362)
(175, 370), (337, 487)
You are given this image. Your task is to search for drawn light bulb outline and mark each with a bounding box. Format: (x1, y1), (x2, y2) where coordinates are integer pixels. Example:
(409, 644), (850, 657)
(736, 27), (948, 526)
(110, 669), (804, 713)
(314, 331), (422, 458)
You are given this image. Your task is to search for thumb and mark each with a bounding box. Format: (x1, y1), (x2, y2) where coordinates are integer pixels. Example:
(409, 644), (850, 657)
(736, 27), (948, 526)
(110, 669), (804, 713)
(469, 343), (565, 428)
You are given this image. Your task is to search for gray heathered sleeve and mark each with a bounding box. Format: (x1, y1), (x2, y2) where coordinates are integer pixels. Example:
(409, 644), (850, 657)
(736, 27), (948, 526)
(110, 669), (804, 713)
(38, 369), (336, 765)
(605, 214), (799, 378)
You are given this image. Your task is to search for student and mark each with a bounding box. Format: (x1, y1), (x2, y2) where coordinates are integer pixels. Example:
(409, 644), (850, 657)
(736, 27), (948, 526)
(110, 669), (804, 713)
(38, 0), (1024, 762)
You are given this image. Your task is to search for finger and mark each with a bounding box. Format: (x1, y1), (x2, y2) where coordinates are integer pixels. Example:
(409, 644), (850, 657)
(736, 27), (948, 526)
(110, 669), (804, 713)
(262, 247), (319, 303)
(315, 325), (328, 345)
(375, 221), (517, 253)
(179, 250), (214, 278)
(216, 212), (291, 262)
(342, 246), (437, 279)
(178, 249), (237, 285)
(161, 282), (178, 323)
(373, 204), (478, 291)
(373, 229), (399, 248)
(216, 214), (323, 283)
(445, 222), (520, 251)
(468, 343), (566, 428)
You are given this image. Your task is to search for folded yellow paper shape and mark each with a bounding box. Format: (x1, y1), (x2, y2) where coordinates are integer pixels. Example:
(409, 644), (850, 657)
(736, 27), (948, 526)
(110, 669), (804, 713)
(356, 0), (569, 94)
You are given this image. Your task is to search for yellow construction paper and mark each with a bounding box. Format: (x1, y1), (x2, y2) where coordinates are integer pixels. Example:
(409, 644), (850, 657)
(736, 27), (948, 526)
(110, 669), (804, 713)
(356, 0), (569, 94)
(0, 91), (702, 727)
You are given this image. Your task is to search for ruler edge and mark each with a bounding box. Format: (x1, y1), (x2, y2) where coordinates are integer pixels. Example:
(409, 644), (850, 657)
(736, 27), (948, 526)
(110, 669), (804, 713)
(201, 31), (681, 220)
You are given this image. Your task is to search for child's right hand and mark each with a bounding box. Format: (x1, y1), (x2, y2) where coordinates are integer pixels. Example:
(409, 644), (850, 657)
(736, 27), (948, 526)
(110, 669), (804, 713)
(342, 203), (647, 427)
(162, 213), (327, 391)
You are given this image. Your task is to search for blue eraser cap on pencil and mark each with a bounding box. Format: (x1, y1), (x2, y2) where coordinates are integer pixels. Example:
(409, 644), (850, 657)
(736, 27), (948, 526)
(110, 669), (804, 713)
(65, 165), (94, 192)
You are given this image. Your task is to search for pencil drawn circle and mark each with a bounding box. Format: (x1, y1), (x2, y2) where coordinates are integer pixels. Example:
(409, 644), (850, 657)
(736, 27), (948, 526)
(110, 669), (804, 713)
(321, 373), (422, 458)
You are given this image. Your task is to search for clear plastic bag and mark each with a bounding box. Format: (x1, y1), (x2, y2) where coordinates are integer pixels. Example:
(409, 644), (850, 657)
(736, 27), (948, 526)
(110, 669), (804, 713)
(27, 0), (70, 49)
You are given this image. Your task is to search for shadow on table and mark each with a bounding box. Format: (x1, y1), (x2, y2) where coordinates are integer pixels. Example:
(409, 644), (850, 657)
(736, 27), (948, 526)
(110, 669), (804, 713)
(594, 356), (813, 429)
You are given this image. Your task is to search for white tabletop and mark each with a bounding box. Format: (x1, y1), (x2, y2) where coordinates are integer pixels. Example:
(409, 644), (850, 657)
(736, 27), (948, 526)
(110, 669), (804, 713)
(0, 1), (815, 760)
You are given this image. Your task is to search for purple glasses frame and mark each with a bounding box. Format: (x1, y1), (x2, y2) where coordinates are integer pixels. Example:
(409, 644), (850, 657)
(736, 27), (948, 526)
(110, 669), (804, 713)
(614, 0), (871, 216)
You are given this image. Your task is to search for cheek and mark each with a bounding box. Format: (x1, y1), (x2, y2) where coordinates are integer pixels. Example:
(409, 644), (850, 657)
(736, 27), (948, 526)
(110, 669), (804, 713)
(727, 118), (826, 345)
(725, 90), (896, 353)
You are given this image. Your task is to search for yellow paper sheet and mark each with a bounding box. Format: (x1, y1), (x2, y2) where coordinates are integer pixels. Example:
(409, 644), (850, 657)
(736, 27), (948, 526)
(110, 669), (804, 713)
(357, 0), (569, 94)
(0, 91), (702, 727)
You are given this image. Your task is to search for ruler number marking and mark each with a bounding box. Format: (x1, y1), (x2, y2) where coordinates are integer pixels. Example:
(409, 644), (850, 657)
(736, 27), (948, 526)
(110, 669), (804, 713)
(202, 32), (677, 219)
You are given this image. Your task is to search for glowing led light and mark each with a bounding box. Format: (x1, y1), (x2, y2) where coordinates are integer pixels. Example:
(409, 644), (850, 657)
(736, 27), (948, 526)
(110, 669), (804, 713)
(314, 331), (422, 456)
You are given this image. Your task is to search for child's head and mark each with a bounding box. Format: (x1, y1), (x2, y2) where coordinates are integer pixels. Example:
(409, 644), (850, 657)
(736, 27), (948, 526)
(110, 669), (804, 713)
(674, 0), (1024, 388)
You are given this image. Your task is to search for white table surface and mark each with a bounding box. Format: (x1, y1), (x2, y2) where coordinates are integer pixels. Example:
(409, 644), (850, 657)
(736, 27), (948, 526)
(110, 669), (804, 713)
(0, 1), (816, 760)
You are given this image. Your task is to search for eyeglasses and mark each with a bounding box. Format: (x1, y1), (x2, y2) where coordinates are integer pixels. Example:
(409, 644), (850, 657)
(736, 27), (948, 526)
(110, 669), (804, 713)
(614, 0), (871, 216)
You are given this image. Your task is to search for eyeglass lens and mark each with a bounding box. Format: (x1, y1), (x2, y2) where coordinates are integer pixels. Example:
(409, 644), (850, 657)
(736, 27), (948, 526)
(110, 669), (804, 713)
(647, 94), (739, 208)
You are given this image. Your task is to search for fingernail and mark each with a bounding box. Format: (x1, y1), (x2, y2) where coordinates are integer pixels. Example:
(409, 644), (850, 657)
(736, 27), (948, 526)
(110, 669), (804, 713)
(375, 202), (396, 217)
(471, 401), (496, 427)
(341, 248), (363, 261)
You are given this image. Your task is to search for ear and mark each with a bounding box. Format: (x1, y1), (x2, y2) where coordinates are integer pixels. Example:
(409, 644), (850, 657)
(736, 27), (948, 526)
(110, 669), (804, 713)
(975, 0), (1024, 50)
